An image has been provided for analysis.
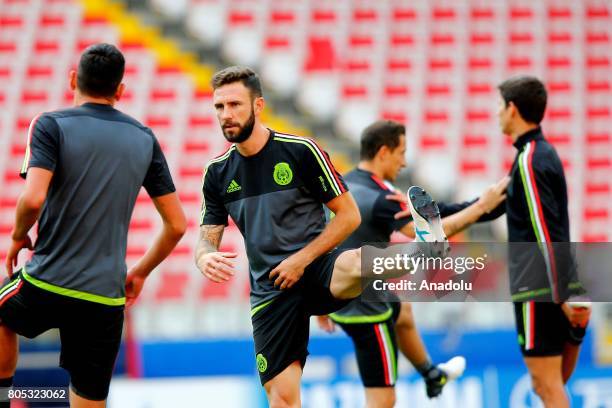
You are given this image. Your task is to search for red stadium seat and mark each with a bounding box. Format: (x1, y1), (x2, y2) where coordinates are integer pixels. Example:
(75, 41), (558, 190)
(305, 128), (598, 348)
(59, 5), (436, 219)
(586, 6), (610, 19)
(304, 37), (336, 72)
(0, 41), (17, 54)
(586, 32), (609, 44)
(509, 7), (534, 20)
(510, 32), (534, 44)
(392, 8), (417, 22)
(547, 133), (571, 146)
(471, 8), (494, 20)
(381, 111), (407, 123)
(155, 271), (190, 301)
(420, 135), (446, 149)
(470, 33), (494, 45)
(587, 132), (610, 144)
(184, 140), (210, 153)
(548, 7), (572, 19)
(432, 8), (457, 20)
(387, 59), (411, 72)
(585, 182), (610, 195)
(460, 160), (487, 174)
(270, 10), (295, 24)
(353, 9), (377, 22)
(40, 14), (66, 27)
(311, 9), (336, 23)
(228, 11), (254, 26)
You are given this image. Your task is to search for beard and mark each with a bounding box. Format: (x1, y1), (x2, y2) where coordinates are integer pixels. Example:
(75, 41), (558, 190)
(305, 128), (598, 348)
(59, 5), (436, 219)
(222, 109), (255, 143)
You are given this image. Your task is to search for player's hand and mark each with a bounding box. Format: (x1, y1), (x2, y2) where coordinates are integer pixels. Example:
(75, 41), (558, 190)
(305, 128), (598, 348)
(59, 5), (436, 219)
(477, 176), (510, 213)
(385, 190), (412, 220)
(561, 302), (591, 329)
(197, 252), (238, 283)
(5, 235), (33, 278)
(269, 254), (306, 290)
(316, 315), (336, 333)
(125, 270), (146, 307)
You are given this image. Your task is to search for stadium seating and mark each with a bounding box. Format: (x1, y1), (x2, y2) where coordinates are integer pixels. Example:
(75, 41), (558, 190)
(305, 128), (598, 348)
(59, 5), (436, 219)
(0, 0), (610, 337)
(0, 0), (250, 320)
(166, 0), (612, 240)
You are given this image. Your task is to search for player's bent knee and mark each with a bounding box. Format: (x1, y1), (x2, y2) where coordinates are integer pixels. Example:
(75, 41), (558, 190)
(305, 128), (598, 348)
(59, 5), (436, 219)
(330, 249), (363, 300)
(266, 388), (299, 408)
(530, 374), (560, 402)
(344, 248), (361, 278)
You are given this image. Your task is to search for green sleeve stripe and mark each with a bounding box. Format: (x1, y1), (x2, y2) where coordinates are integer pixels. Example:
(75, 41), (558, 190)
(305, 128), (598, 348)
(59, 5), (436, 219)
(273, 136), (341, 196)
(22, 268), (125, 306)
(251, 298), (276, 317)
(518, 142), (557, 300)
(329, 307), (393, 324)
(518, 147), (544, 246)
(200, 165), (209, 225)
(207, 145), (236, 165)
(20, 113), (43, 175)
(200, 145), (235, 225)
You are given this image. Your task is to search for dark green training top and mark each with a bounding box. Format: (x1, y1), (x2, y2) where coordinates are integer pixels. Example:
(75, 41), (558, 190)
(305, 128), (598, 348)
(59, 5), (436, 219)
(201, 130), (348, 309)
(19, 103), (175, 306)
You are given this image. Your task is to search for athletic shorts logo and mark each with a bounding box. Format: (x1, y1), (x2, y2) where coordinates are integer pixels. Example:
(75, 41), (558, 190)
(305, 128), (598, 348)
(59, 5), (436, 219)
(227, 179), (242, 193)
(273, 162), (293, 186)
(256, 353), (268, 373)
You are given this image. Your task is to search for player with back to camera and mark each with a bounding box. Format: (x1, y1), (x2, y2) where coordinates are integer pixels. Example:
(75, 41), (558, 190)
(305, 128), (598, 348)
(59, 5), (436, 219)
(0, 44), (186, 408)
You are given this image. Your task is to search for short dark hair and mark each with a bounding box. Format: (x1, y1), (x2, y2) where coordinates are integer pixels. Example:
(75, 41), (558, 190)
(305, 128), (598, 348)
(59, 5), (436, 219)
(77, 43), (125, 98)
(498, 76), (547, 124)
(360, 120), (406, 160)
(211, 66), (263, 99)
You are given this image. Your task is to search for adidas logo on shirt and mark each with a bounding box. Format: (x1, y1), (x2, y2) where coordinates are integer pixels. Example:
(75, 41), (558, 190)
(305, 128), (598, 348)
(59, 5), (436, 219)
(227, 179), (241, 193)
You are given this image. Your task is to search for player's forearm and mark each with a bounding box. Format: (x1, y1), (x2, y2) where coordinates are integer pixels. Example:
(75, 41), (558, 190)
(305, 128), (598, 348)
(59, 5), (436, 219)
(194, 224), (225, 263)
(293, 208), (360, 265)
(440, 202), (486, 238)
(132, 220), (186, 277)
(12, 194), (43, 240)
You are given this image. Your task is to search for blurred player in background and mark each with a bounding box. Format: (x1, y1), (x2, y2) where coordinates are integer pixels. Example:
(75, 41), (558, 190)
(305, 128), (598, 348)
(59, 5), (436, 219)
(0, 44), (186, 407)
(497, 76), (590, 408)
(196, 67), (447, 408)
(317, 120), (507, 407)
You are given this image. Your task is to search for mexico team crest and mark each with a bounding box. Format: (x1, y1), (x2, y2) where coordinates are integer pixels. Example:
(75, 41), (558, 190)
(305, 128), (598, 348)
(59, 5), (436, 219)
(273, 162), (293, 186)
(256, 353), (268, 372)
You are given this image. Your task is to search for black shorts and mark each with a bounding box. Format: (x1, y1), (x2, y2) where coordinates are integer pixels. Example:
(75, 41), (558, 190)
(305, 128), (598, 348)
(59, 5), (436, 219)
(251, 249), (352, 385)
(337, 303), (401, 388)
(514, 301), (586, 357)
(0, 271), (124, 401)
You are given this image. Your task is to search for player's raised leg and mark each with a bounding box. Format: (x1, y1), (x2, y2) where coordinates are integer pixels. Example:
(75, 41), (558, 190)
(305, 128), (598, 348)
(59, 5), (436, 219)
(263, 361), (302, 408)
(329, 187), (448, 300)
